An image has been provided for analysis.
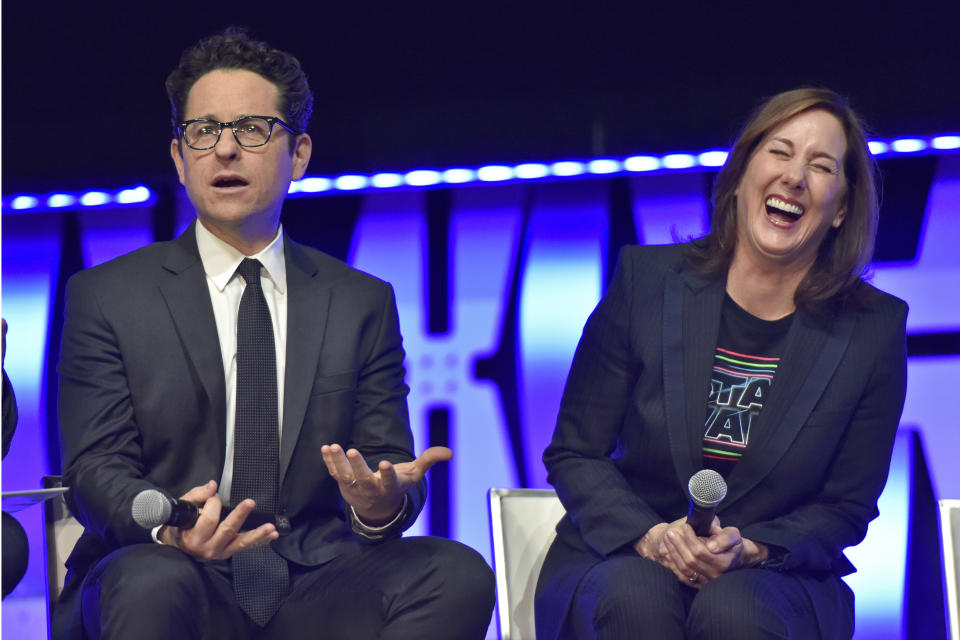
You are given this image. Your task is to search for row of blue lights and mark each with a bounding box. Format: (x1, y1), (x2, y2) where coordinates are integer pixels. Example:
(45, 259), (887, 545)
(289, 135), (960, 196)
(3, 186), (155, 214)
(290, 136), (959, 195)
(285, 150), (733, 196)
(5, 136), (959, 212)
(283, 134), (957, 194)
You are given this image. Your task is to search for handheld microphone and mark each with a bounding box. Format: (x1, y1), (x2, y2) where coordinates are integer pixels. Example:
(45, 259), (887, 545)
(131, 489), (201, 529)
(686, 470), (727, 536)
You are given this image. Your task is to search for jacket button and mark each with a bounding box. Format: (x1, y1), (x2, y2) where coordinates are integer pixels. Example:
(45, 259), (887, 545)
(276, 515), (291, 535)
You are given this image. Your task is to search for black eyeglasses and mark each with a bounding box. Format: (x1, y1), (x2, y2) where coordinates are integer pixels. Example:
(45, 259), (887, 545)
(177, 115), (300, 150)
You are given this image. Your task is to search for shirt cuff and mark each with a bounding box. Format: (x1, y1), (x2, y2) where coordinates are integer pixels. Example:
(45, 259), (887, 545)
(759, 545), (789, 570)
(349, 494), (409, 541)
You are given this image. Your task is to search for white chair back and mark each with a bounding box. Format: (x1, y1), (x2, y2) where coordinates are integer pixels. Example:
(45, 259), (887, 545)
(941, 499), (960, 640)
(43, 476), (84, 639)
(488, 488), (566, 640)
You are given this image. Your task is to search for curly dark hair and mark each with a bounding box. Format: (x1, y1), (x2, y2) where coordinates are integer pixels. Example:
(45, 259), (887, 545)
(686, 87), (879, 310)
(165, 27), (313, 148)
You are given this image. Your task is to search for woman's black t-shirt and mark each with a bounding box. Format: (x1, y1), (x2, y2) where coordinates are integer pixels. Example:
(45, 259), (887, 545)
(702, 294), (793, 477)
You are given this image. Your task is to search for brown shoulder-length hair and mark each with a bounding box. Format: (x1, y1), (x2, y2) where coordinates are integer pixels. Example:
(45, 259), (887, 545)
(686, 87), (879, 310)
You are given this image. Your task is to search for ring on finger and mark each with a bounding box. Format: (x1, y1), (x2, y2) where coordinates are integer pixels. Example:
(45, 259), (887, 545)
(347, 478), (358, 488)
(688, 572), (699, 583)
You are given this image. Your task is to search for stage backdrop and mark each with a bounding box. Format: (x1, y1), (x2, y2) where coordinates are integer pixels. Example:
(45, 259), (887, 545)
(3, 150), (958, 639)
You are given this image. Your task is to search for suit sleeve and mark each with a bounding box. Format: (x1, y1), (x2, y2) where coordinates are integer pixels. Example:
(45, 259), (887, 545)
(741, 298), (909, 574)
(543, 248), (667, 557)
(58, 272), (155, 546)
(348, 282), (425, 534)
(2, 369), (17, 460)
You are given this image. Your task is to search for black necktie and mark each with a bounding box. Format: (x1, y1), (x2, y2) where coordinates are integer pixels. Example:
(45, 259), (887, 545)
(231, 258), (288, 626)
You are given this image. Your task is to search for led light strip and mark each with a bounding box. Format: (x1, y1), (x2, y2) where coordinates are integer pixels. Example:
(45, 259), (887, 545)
(4, 186), (155, 214)
(5, 136), (959, 212)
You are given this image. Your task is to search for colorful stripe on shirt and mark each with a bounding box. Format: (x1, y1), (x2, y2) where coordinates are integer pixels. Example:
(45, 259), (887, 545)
(702, 348), (781, 473)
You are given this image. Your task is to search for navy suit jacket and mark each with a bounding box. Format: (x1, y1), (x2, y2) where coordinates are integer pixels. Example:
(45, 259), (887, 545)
(535, 243), (908, 639)
(55, 223), (423, 636)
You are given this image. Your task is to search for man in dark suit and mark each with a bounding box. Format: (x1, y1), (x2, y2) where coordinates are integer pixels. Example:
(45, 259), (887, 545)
(55, 29), (494, 639)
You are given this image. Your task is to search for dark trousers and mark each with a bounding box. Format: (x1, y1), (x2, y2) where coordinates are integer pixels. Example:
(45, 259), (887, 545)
(562, 553), (852, 640)
(79, 536), (495, 640)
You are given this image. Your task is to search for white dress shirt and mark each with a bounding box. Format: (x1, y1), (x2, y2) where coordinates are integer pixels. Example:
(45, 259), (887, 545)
(195, 220), (288, 506)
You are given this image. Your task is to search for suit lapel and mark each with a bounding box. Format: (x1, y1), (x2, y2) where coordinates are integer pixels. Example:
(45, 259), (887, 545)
(279, 239), (331, 483)
(721, 309), (855, 510)
(158, 224), (228, 470)
(663, 270), (725, 491)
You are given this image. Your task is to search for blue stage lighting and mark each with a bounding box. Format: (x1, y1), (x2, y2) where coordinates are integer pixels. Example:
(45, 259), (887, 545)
(371, 173), (403, 189)
(932, 135), (960, 150)
(441, 168), (476, 184)
(588, 159), (621, 174)
(115, 186), (151, 204)
(698, 151), (728, 167)
(47, 194), (76, 208)
(297, 177), (331, 193)
(514, 163), (549, 180)
(662, 154), (696, 169)
(477, 165), (514, 182)
(4, 186), (156, 212)
(80, 191), (110, 206)
(10, 196), (38, 210)
(404, 170), (442, 187)
(891, 138), (926, 153)
(624, 155), (661, 172)
(5, 132), (959, 206)
(550, 161), (586, 177)
(333, 175), (369, 191)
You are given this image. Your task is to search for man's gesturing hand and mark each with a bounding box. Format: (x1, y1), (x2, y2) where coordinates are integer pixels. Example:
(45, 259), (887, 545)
(158, 480), (278, 561)
(321, 444), (453, 525)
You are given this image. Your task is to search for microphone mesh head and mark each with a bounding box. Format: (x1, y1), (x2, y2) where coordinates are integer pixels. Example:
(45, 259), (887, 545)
(131, 489), (172, 528)
(688, 469), (727, 509)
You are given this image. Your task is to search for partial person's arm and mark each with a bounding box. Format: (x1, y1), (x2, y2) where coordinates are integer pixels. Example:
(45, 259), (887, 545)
(58, 273), (267, 556)
(58, 272), (158, 545)
(738, 298), (908, 573)
(321, 283), (431, 538)
(2, 319), (18, 460)
(543, 248), (669, 557)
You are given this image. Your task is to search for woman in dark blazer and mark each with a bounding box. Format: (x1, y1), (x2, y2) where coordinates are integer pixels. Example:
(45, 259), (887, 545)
(535, 88), (908, 639)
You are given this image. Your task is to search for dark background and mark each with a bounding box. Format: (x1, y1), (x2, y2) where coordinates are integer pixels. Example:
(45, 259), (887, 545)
(4, 3), (959, 193)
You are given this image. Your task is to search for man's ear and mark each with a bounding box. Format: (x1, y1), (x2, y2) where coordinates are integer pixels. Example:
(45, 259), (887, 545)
(291, 133), (312, 181)
(170, 138), (186, 186)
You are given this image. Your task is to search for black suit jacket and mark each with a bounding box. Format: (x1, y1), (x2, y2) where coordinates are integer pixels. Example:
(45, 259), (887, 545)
(535, 243), (908, 640)
(55, 223), (423, 636)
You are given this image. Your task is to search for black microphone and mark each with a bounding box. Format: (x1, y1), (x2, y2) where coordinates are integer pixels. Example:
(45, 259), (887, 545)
(131, 489), (201, 529)
(686, 470), (727, 536)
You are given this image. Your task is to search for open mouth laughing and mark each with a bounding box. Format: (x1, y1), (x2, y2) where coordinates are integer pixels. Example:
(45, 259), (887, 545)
(765, 196), (804, 224)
